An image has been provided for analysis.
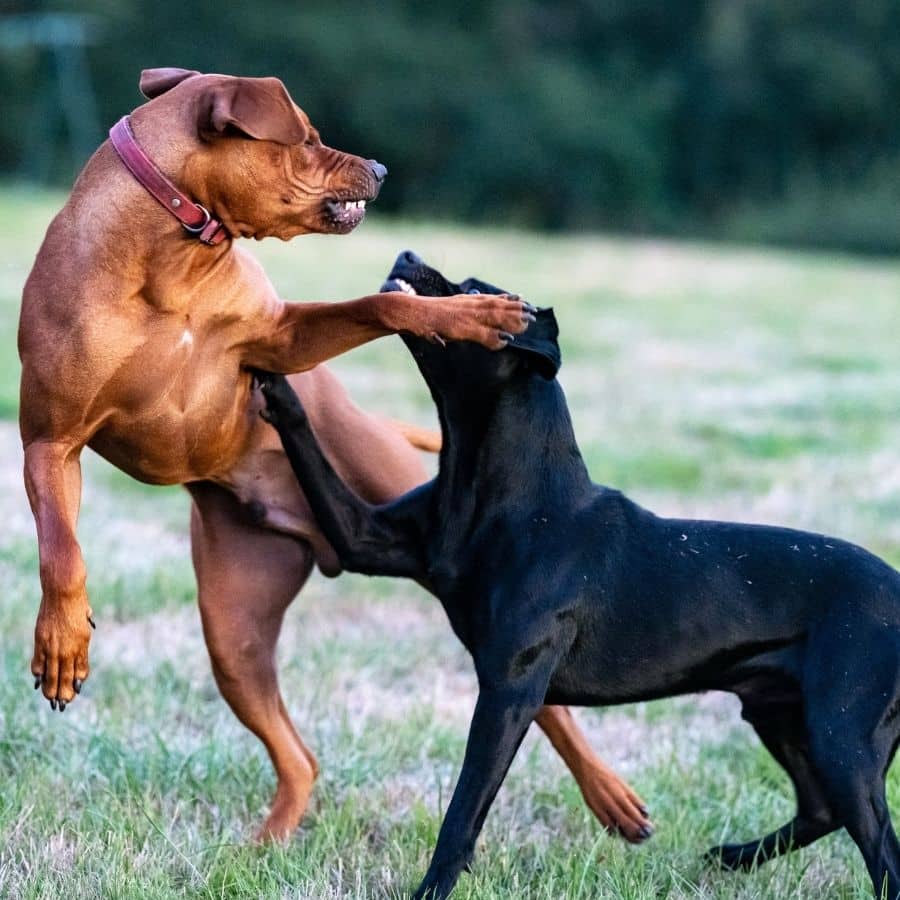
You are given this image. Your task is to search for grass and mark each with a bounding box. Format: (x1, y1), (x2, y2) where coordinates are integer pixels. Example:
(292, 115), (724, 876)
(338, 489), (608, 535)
(1, 185), (900, 898)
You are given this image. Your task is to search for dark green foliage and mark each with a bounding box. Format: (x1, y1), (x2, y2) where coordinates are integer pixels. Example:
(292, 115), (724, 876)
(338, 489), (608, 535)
(3, 0), (899, 251)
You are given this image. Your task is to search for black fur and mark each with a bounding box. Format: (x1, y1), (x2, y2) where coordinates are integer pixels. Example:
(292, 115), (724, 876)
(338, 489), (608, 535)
(256, 251), (900, 900)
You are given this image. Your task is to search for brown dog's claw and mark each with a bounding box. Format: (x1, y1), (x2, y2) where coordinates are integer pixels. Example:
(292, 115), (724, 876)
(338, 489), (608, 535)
(49, 698), (57, 711)
(428, 332), (447, 348)
(58, 700), (66, 712)
(34, 675), (42, 689)
(499, 332), (516, 344)
(260, 408), (273, 423)
(87, 614), (96, 630)
(73, 678), (83, 694)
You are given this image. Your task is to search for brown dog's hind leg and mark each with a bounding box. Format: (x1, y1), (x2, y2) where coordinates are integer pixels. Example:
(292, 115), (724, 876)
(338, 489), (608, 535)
(188, 481), (318, 842)
(535, 706), (652, 842)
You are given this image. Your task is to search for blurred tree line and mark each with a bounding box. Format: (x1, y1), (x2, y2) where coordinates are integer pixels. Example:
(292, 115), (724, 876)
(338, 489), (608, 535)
(2, 0), (899, 253)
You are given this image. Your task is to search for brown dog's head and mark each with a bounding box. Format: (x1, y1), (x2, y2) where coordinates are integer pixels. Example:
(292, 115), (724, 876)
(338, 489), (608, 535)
(135, 67), (386, 240)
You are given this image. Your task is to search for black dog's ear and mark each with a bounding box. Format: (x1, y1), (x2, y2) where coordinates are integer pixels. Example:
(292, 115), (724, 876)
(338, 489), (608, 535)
(460, 276), (506, 296)
(509, 308), (561, 379)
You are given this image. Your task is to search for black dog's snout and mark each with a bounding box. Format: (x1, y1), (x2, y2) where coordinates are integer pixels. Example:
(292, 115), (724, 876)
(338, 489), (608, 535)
(396, 249), (423, 267)
(368, 160), (388, 183)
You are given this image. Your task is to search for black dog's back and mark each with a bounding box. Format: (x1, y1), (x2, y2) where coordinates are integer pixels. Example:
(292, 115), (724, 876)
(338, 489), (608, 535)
(555, 487), (900, 704)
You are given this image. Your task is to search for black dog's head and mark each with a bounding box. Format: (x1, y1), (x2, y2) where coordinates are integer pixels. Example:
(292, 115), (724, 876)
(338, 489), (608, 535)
(381, 250), (561, 396)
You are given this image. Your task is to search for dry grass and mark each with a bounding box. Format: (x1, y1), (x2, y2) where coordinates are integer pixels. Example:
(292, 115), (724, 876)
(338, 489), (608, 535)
(0, 188), (898, 897)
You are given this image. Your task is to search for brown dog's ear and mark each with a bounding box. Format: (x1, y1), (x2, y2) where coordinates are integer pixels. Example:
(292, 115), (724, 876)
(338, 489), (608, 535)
(140, 67), (200, 99)
(199, 77), (308, 146)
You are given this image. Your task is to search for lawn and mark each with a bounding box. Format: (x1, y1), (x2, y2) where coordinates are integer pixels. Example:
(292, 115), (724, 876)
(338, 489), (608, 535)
(1, 186), (899, 898)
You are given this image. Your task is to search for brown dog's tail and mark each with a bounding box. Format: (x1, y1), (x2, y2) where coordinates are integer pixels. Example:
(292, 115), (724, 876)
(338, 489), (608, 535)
(389, 419), (442, 453)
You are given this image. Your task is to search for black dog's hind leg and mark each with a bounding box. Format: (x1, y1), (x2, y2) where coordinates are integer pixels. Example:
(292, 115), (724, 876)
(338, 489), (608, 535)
(809, 743), (900, 900)
(804, 627), (900, 899)
(709, 702), (837, 870)
(412, 640), (563, 900)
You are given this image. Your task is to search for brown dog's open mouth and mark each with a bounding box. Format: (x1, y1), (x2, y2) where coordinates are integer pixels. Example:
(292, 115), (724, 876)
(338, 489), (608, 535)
(324, 198), (369, 232)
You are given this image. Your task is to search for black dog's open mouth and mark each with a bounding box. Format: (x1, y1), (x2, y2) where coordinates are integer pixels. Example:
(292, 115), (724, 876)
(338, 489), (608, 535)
(324, 197), (369, 232)
(381, 276), (417, 294)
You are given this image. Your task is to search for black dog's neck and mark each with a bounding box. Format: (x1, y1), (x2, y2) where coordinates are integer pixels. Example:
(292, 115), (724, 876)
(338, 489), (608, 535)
(431, 372), (593, 521)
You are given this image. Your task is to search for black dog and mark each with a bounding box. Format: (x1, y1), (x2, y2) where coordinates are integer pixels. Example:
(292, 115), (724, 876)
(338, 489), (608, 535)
(257, 251), (900, 900)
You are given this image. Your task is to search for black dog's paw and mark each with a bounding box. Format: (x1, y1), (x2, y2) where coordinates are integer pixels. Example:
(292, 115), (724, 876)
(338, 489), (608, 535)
(412, 881), (454, 900)
(251, 369), (307, 426)
(705, 842), (759, 871)
(411, 861), (466, 900)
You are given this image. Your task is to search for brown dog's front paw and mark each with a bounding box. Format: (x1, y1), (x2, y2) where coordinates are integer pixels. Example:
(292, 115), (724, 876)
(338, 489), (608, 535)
(32, 603), (93, 710)
(431, 294), (536, 350)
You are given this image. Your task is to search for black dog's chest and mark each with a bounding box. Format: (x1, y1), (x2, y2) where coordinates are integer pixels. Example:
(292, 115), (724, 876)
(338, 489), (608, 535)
(425, 558), (486, 652)
(424, 526), (529, 652)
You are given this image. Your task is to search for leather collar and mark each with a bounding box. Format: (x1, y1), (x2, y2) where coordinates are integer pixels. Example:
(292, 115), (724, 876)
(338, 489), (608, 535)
(108, 116), (229, 246)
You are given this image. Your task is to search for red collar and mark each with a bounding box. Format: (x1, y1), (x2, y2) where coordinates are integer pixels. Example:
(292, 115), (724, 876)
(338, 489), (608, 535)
(108, 116), (229, 246)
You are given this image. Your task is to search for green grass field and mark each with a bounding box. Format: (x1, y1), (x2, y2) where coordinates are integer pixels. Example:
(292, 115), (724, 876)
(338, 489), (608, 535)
(1, 187), (899, 899)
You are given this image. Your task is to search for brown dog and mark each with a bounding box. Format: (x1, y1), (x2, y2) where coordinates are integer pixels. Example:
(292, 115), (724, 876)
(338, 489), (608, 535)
(18, 68), (650, 842)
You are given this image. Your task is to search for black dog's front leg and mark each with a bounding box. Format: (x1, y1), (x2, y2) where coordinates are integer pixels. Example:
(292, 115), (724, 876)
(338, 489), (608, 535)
(413, 648), (560, 900)
(255, 371), (429, 578)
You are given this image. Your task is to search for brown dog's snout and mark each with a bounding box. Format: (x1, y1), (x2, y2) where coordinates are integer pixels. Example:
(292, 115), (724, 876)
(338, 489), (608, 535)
(368, 159), (388, 183)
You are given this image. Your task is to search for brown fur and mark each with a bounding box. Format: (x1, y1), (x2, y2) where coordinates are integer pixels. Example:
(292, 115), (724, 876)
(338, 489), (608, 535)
(18, 69), (650, 842)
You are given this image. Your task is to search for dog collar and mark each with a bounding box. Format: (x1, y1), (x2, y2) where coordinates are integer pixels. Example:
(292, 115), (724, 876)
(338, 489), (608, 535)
(108, 116), (229, 246)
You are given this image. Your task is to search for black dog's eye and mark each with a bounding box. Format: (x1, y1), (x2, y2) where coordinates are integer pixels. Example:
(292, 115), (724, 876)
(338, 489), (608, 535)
(468, 288), (480, 294)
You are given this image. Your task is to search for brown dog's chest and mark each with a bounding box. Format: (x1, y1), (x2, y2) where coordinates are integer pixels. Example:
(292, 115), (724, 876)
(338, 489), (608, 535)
(82, 305), (262, 484)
